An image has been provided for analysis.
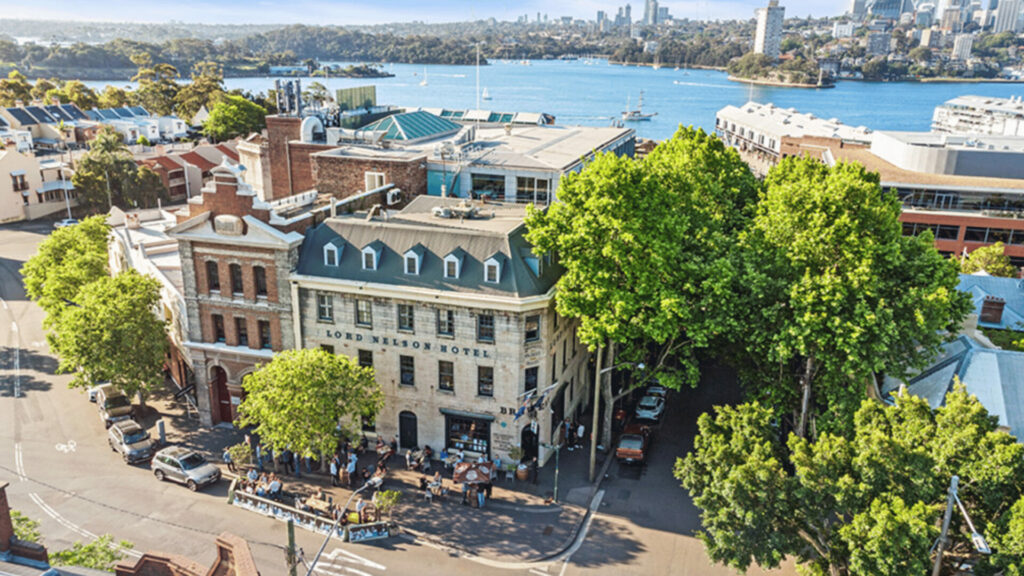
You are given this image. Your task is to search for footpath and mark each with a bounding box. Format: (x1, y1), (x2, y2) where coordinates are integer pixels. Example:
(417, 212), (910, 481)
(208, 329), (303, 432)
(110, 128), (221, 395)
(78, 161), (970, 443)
(139, 384), (609, 565)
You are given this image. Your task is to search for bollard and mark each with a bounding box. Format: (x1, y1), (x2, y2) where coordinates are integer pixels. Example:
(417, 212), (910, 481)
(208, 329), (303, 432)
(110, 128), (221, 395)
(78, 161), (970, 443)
(157, 419), (166, 445)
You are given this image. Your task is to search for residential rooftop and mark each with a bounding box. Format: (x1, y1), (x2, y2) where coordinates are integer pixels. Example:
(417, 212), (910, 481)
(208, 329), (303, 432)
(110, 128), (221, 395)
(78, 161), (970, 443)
(717, 101), (875, 144)
(938, 95), (1024, 117)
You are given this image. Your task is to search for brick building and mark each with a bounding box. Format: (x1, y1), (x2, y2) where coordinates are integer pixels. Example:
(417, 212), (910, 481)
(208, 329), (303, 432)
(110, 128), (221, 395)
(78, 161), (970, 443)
(168, 164), (308, 426)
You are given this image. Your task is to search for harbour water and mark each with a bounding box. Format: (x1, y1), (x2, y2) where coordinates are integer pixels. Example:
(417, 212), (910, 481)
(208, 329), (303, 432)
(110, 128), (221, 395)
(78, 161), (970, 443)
(85, 59), (1024, 140)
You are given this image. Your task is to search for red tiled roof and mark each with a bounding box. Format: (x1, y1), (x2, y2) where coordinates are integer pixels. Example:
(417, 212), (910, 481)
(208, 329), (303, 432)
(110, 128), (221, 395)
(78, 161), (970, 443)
(149, 156), (184, 172)
(179, 151), (217, 173)
(216, 144), (239, 162)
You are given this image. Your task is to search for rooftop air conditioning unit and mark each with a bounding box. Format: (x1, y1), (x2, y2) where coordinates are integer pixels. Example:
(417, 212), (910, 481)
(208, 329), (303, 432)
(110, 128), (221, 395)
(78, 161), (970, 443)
(387, 188), (401, 206)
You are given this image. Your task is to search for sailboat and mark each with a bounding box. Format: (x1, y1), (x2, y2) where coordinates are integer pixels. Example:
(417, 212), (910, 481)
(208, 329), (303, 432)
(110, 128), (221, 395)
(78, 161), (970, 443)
(419, 68), (428, 86)
(481, 87), (492, 101)
(621, 91), (656, 122)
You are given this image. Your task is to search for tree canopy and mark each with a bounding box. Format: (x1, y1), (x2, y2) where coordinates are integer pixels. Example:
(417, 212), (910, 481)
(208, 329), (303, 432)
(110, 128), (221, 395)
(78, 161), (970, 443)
(48, 269), (167, 400)
(202, 93), (267, 141)
(238, 348), (383, 458)
(174, 60), (224, 122)
(129, 52), (179, 116)
(736, 157), (971, 436)
(21, 215), (110, 322)
(677, 386), (1024, 576)
(71, 126), (167, 211)
(961, 241), (1017, 278)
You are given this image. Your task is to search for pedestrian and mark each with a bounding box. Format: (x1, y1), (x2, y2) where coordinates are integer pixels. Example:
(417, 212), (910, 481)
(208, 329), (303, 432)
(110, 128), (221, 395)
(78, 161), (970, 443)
(405, 449), (414, 470)
(576, 422), (585, 450)
(461, 482), (471, 505)
(304, 455), (312, 474)
(389, 436), (398, 459)
(329, 457), (339, 487)
(477, 485), (485, 508)
(347, 453), (358, 488)
(528, 456), (539, 485)
(222, 448), (235, 473)
(254, 443), (264, 472)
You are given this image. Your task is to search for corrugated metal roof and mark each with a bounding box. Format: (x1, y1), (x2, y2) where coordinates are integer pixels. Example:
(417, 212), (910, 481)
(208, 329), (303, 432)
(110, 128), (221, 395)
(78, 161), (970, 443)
(24, 106), (55, 123)
(43, 105), (72, 121)
(358, 111), (460, 142)
(958, 274), (1024, 331)
(6, 107), (38, 125)
(61, 104), (88, 120)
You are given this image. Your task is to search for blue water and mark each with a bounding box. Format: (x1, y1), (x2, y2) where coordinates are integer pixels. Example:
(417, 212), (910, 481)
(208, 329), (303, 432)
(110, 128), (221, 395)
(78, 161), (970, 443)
(84, 59), (1024, 140)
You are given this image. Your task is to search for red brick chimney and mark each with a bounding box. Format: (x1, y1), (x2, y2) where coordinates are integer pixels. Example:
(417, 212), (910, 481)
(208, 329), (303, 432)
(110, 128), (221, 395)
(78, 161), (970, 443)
(0, 481), (12, 553)
(981, 296), (1006, 324)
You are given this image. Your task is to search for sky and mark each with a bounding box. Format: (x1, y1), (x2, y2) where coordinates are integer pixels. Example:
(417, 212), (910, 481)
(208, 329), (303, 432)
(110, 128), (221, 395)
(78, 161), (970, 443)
(0, 0), (850, 25)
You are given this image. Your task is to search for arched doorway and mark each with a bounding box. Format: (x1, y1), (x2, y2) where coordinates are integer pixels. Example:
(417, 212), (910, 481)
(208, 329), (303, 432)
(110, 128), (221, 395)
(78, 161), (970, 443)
(520, 425), (538, 463)
(211, 366), (232, 423)
(399, 411), (418, 449)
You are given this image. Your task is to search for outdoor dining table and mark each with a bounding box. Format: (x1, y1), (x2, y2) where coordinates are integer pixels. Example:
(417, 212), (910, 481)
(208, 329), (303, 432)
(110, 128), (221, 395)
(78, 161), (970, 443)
(307, 497), (332, 516)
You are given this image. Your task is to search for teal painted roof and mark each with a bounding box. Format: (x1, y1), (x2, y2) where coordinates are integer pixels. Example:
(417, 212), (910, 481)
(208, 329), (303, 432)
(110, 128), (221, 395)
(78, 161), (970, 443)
(358, 111), (461, 142)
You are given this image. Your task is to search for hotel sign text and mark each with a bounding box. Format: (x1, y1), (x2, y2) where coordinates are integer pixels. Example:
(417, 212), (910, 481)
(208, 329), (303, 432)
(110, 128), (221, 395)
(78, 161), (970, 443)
(323, 329), (492, 358)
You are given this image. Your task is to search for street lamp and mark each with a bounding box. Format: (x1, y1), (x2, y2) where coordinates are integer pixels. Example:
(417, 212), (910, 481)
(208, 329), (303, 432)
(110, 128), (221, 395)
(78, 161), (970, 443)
(932, 475), (990, 576)
(589, 353), (644, 482)
(303, 475), (382, 576)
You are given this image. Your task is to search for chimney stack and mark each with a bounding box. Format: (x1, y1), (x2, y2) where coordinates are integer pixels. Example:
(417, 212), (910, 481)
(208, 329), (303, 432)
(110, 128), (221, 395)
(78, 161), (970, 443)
(980, 296), (1006, 325)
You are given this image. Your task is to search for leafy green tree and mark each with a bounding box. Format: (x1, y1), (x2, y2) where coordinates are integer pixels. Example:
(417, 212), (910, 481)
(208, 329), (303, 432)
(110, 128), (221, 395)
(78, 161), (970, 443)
(238, 348), (383, 459)
(909, 46), (932, 63)
(525, 128), (759, 445)
(72, 125), (162, 210)
(677, 387), (1024, 576)
(11, 510), (41, 542)
(0, 69), (31, 106)
(174, 60), (224, 122)
(202, 93), (267, 141)
(736, 158), (971, 436)
(129, 52), (179, 116)
(51, 535), (134, 571)
(21, 215), (110, 321)
(961, 241), (1017, 277)
(30, 77), (58, 101)
(302, 81), (331, 109)
(45, 80), (98, 110)
(97, 84), (131, 109)
(49, 269), (167, 405)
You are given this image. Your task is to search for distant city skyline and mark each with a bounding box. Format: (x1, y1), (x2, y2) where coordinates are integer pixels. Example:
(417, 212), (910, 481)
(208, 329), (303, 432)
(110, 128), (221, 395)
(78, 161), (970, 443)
(0, 0), (849, 26)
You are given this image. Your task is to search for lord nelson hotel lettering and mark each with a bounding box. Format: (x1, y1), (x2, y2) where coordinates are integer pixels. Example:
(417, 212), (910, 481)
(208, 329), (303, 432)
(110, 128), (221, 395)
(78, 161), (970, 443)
(323, 329), (491, 358)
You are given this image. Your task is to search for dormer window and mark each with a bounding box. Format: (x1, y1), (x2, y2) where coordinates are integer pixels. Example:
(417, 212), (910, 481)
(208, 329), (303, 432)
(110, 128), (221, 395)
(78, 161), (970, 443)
(404, 245), (424, 276)
(362, 244), (380, 271)
(444, 252), (463, 279)
(324, 243), (339, 267)
(484, 256), (502, 284)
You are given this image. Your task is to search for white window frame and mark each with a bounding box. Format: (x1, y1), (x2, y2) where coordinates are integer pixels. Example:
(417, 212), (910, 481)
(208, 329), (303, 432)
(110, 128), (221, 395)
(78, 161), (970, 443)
(444, 254), (461, 279)
(317, 293), (334, 322)
(324, 244), (339, 267)
(365, 171), (386, 191)
(484, 257), (501, 284)
(404, 251), (420, 275)
(362, 246), (378, 271)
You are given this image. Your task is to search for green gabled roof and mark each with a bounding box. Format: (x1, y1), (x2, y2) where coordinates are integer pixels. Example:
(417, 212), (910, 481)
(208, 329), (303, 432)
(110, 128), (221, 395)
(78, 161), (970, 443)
(358, 111), (461, 142)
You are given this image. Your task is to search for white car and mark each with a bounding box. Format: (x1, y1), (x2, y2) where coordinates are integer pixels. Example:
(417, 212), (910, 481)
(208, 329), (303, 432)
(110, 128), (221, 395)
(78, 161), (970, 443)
(635, 395), (666, 421)
(54, 218), (79, 229)
(87, 381), (111, 402)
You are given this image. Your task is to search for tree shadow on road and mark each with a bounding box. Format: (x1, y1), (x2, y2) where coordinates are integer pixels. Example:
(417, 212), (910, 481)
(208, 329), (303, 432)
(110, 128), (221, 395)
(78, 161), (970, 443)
(0, 346), (55, 396)
(562, 515), (645, 569)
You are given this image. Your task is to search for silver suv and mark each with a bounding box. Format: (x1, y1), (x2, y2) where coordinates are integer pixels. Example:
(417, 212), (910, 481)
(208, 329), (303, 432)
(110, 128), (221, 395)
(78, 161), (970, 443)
(151, 446), (221, 491)
(96, 384), (133, 428)
(107, 420), (155, 464)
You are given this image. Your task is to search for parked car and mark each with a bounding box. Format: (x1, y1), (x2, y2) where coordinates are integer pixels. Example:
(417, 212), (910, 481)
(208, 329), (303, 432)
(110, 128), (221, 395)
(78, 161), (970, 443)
(108, 420), (155, 464)
(615, 424), (651, 464)
(96, 384), (133, 428)
(87, 381), (111, 403)
(151, 446), (221, 491)
(53, 218), (79, 229)
(645, 385), (668, 399)
(635, 395), (666, 421)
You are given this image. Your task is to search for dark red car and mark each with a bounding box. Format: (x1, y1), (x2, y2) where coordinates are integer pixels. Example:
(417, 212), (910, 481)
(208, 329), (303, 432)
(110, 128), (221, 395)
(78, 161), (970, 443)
(615, 423), (651, 464)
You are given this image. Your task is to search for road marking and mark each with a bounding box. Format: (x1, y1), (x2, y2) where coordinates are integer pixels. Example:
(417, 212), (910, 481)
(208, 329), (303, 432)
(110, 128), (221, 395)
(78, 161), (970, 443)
(10, 321), (17, 332)
(12, 342), (19, 398)
(14, 443), (26, 481)
(1, 298), (7, 310)
(55, 440), (78, 453)
(530, 568), (550, 575)
(322, 547), (386, 571)
(28, 492), (143, 558)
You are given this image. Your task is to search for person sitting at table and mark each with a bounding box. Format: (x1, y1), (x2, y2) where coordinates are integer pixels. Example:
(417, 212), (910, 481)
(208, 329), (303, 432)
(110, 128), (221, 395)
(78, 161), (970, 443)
(295, 497), (311, 513)
(456, 449), (465, 464)
(433, 470), (442, 485)
(389, 436), (398, 459)
(356, 496), (368, 522)
(375, 459), (388, 477)
(405, 449), (415, 470)
(418, 475), (430, 491)
(256, 481), (268, 498)
(361, 466), (373, 485)
(268, 475), (283, 500)
(315, 487), (327, 501)
(247, 468), (259, 482)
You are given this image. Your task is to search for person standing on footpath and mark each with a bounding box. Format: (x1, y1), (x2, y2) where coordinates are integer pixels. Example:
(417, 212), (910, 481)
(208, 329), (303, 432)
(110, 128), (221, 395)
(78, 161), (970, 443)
(528, 456), (539, 484)
(329, 455), (339, 487)
(222, 448), (235, 473)
(576, 421), (585, 450)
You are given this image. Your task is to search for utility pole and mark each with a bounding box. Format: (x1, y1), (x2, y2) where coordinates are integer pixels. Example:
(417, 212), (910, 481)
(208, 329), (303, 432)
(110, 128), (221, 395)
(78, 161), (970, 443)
(589, 345), (602, 482)
(932, 475), (958, 576)
(286, 518), (298, 576)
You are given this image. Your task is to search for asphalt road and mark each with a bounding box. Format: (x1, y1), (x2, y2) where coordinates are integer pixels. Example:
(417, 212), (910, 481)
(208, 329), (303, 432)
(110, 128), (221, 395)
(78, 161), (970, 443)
(0, 220), (795, 576)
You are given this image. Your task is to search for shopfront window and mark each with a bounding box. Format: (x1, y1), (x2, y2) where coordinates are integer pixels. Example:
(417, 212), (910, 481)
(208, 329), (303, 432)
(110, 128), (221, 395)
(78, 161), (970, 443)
(445, 415), (490, 457)
(471, 173), (505, 199)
